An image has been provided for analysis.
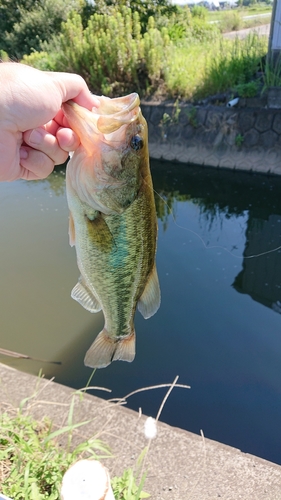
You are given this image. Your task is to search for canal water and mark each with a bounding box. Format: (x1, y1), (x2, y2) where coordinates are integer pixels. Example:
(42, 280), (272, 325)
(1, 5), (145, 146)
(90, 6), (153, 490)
(1, 161), (281, 465)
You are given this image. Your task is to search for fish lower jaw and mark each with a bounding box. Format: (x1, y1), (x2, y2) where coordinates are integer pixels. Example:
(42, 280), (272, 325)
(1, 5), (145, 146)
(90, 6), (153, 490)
(84, 329), (135, 369)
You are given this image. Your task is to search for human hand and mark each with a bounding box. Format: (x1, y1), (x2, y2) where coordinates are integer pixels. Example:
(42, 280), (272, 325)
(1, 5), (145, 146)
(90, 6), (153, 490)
(0, 63), (99, 181)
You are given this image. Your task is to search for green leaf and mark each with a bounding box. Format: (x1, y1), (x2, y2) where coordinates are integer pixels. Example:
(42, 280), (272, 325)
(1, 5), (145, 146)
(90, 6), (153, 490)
(44, 420), (91, 444)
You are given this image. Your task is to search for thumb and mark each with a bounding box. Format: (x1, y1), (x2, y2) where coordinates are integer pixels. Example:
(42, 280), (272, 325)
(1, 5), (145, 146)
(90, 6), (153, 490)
(48, 72), (100, 110)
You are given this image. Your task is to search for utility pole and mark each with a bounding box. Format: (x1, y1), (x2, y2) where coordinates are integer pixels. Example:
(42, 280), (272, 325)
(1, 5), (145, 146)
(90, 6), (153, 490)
(268, 0), (281, 64)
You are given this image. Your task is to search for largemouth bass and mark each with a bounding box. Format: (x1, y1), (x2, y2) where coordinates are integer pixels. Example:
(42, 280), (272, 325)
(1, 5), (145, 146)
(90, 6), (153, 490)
(62, 93), (160, 369)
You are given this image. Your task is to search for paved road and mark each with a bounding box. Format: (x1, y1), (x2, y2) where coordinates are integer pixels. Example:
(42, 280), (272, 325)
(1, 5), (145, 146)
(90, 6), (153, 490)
(223, 23), (270, 39)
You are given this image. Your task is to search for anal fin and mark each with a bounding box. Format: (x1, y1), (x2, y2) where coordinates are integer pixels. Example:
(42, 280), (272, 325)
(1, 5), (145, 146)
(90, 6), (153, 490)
(84, 329), (135, 369)
(71, 277), (101, 313)
(138, 263), (161, 319)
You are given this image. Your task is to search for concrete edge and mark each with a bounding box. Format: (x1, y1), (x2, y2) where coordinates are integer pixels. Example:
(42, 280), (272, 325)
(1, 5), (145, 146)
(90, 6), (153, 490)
(1, 363), (281, 499)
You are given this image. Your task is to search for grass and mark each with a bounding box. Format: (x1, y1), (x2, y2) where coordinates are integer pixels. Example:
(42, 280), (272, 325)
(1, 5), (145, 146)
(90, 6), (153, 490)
(0, 412), (107, 499)
(207, 5), (272, 23)
(201, 34), (267, 96)
(261, 54), (281, 89)
(163, 43), (208, 100)
(207, 4), (272, 33)
(162, 33), (268, 100)
(0, 397), (111, 499)
(0, 375), (190, 499)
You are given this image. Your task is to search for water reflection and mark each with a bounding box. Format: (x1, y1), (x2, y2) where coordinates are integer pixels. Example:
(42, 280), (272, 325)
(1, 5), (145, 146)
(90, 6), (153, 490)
(152, 161), (281, 314)
(233, 215), (281, 313)
(1, 161), (281, 465)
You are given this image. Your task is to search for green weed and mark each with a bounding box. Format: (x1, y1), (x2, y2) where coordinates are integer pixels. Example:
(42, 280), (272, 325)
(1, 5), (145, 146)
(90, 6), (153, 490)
(186, 106), (198, 128)
(235, 133), (244, 147)
(112, 469), (149, 500)
(159, 100), (181, 139)
(235, 80), (259, 97)
(261, 54), (281, 91)
(0, 401), (110, 499)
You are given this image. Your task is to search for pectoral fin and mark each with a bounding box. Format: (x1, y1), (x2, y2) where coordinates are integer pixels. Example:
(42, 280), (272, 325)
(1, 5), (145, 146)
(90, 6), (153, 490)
(71, 278), (101, 313)
(69, 212), (75, 247)
(137, 264), (161, 319)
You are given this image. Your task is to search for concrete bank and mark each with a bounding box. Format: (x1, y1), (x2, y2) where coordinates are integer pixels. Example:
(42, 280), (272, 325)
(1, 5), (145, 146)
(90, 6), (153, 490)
(1, 363), (281, 499)
(143, 99), (281, 175)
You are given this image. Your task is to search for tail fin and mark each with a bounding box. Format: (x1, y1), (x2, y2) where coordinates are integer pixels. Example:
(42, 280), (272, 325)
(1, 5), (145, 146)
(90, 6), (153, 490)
(84, 329), (135, 369)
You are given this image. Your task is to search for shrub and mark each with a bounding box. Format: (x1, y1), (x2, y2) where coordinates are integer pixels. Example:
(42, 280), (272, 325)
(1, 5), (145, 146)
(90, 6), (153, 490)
(91, 0), (178, 32)
(235, 80), (260, 97)
(219, 11), (243, 33)
(191, 5), (208, 20)
(157, 6), (218, 44)
(24, 8), (171, 96)
(0, 0), (83, 59)
(0, 49), (9, 61)
(21, 50), (60, 71)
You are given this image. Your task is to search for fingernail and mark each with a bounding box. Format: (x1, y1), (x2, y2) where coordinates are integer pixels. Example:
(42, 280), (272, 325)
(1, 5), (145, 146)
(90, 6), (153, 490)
(20, 147), (28, 159)
(29, 129), (43, 145)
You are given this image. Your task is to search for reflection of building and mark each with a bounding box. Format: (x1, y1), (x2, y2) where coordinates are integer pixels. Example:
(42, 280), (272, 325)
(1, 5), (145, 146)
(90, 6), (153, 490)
(233, 215), (281, 313)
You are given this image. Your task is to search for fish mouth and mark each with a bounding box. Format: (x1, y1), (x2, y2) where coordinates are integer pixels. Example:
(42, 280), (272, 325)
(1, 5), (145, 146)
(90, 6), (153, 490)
(94, 93), (140, 134)
(62, 93), (140, 137)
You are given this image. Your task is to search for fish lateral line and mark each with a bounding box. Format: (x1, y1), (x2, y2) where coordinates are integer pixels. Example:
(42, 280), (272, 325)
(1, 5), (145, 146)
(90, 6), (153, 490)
(147, 180), (281, 261)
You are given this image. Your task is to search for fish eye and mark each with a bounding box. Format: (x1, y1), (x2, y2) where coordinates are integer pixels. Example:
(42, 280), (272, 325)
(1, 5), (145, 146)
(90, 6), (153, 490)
(130, 135), (143, 151)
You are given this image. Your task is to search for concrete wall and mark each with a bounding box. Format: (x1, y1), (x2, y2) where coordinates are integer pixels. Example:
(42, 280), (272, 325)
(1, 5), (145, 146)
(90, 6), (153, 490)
(142, 101), (281, 175)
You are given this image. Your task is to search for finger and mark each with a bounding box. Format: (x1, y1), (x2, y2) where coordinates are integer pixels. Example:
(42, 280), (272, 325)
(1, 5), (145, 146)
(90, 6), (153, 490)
(23, 128), (69, 166)
(48, 72), (100, 110)
(56, 127), (80, 152)
(44, 120), (60, 136)
(51, 109), (66, 128)
(19, 147), (56, 180)
(43, 122), (79, 151)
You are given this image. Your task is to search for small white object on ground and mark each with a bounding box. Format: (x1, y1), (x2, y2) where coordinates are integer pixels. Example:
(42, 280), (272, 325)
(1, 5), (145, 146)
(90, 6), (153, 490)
(226, 97), (239, 108)
(144, 416), (157, 440)
(61, 459), (115, 500)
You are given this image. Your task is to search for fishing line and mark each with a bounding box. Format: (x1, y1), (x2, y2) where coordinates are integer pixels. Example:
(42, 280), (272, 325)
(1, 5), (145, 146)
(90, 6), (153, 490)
(146, 179), (281, 261)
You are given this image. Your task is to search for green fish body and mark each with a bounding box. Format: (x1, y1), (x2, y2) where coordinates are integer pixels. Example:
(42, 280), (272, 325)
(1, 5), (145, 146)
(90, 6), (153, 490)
(62, 94), (160, 368)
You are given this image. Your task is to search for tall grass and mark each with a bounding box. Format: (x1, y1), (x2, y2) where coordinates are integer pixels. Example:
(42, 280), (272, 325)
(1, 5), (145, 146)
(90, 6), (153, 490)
(161, 33), (267, 100)
(163, 43), (207, 99)
(198, 33), (267, 98)
(261, 54), (281, 90)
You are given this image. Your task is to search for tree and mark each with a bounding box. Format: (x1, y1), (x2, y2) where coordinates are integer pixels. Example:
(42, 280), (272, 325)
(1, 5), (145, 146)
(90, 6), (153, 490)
(92, 0), (177, 30)
(0, 0), (84, 59)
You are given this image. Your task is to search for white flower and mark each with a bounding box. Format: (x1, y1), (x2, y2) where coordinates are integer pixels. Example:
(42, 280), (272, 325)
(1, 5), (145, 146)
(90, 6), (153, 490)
(144, 417), (157, 440)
